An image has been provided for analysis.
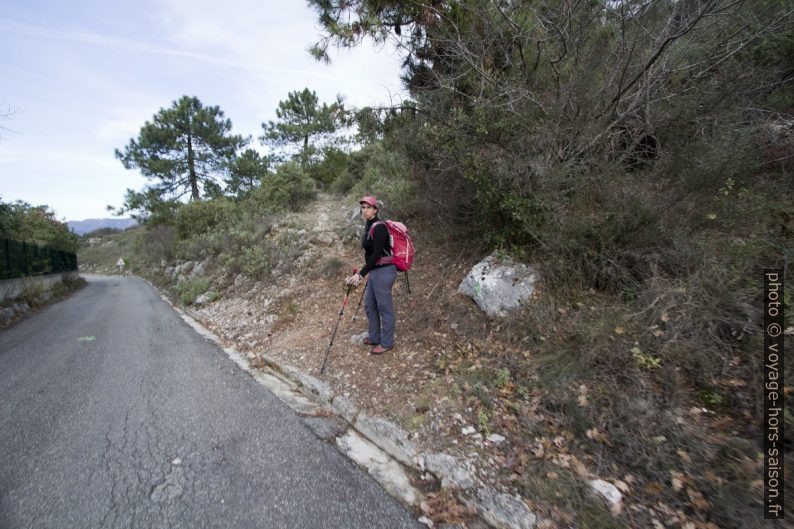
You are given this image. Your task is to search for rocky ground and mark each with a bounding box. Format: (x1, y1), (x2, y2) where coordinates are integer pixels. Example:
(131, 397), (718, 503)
(171, 195), (620, 527)
(81, 193), (749, 528)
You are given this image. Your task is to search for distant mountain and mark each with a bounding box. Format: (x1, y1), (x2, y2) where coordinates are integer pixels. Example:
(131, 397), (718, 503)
(68, 218), (138, 235)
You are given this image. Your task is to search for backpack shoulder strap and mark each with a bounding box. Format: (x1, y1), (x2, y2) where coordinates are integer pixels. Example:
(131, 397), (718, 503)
(368, 220), (386, 239)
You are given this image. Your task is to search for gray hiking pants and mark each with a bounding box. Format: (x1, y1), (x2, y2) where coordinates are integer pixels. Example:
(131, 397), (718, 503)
(364, 265), (397, 348)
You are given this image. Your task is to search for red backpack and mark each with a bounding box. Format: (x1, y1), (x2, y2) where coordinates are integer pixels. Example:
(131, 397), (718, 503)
(369, 220), (415, 272)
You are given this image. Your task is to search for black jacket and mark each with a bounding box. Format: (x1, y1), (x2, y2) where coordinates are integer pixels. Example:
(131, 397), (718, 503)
(360, 217), (391, 277)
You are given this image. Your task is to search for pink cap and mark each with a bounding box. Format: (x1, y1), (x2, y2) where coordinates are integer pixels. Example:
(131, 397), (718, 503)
(359, 196), (377, 207)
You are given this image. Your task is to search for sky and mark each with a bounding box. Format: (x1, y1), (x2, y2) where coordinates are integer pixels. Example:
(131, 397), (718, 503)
(0, 0), (406, 221)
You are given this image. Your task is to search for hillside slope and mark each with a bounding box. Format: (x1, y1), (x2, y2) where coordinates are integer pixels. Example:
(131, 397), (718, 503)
(68, 218), (137, 235)
(78, 193), (774, 529)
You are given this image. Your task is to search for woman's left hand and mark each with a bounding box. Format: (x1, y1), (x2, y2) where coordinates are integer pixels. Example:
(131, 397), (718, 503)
(345, 273), (361, 286)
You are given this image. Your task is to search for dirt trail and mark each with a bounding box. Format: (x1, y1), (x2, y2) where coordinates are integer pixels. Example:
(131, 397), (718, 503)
(190, 194), (556, 524)
(192, 193), (486, 461)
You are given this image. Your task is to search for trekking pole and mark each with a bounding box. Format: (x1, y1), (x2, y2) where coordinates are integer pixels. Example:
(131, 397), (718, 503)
(352, 275), (367, 322)
(320, 268), (357, 375)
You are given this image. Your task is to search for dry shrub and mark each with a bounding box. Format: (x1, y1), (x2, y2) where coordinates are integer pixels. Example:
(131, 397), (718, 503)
(498, 261), (778, 527)
(518, 463), (625, 529)
(139, 224), (176, 264)
(424, 488), (476, 526)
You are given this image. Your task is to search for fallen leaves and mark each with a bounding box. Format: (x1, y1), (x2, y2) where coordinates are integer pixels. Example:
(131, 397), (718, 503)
(531, 438), (545, 459)
(570, 456), (588, 477)
(423, 489), (476, 524)
(670, 471), (685, 492)
(669, 470), (712, 512)
(686, 487), (711, 511)
(585, 428), (608, 443)
(577, 384), (589, 406)
(614, 480), (631, 494)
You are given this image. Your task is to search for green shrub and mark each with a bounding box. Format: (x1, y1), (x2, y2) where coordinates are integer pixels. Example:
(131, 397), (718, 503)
(329, 143), (375, 195)
(176, 278), (210, 305)
(0, 200), (78, 252)
(169, 202), (276, 280)
(174, 198), (238, 240)
(346, 143), (420, 217)
(329, 166), (357, 195)
(139, 224), (176, 264)
(477, 408), (490, 436)
(270, 229), (306, 272)
(237, 246), (271, 280)
(494, 368), (510, 389)
(308, 147), (351, 187)
(251, 161), (316, 212)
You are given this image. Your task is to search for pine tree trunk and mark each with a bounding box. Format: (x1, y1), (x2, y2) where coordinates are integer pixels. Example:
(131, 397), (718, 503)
(187, 133), (199, 200)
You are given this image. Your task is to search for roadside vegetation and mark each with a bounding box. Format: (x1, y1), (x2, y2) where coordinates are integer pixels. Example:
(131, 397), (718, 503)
(81, 1), (792, 527)
(0, 199), (78, 252)
(0, 199), (85, 327)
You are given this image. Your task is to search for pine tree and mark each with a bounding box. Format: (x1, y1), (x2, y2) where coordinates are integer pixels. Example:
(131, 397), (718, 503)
(225, 149), (270, 198)
(116, 96), (246, 204)
(260, 88), (345, 166)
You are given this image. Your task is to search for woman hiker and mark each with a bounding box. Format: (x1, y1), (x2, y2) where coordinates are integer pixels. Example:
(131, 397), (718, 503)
(345, 196), (396, 355)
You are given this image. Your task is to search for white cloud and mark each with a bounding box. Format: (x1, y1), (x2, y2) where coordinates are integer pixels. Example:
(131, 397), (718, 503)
(95, 106), (162, 143)
(1, 1), (407, 221)
(152, 0), (406, 108)
(0, 17), (218, 62)
(0, 15), (351, 81)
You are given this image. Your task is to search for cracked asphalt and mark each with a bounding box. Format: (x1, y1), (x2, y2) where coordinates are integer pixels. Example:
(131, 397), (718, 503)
(0, 275), (421, 529)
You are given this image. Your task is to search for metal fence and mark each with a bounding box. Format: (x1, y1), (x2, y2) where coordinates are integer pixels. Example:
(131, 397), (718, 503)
(0, 238), (78, 280)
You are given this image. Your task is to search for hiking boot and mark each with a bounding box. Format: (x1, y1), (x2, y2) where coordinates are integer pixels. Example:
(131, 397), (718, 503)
(363, 337), (378, 346)
(370, 345), (393, 355)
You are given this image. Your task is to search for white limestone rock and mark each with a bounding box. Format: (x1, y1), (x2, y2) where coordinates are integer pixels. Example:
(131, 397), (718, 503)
(470, 487), (538, 529)
(331, 395), (359, 423)
(191, 260), (207, 278)
(458, 252), (539, 317)
(351, 331), (369, 345)
(281, 364), (335, 404)
(337, 430), (420, 506)
(487, 433), (506, 444)
(355, 414), (417, 467)
(194, 292), (212, 305)
(589, 479), (623, 506)
(424, 453), (476, 490)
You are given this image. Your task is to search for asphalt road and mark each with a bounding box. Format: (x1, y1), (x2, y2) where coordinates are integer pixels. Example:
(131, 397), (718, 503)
(0, 275), (421, 529)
